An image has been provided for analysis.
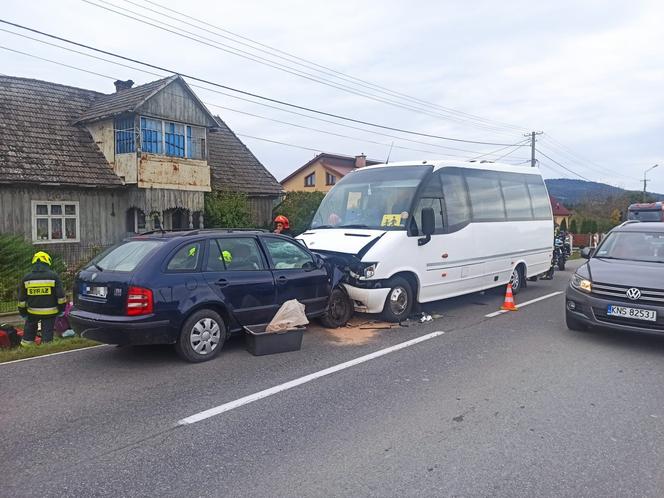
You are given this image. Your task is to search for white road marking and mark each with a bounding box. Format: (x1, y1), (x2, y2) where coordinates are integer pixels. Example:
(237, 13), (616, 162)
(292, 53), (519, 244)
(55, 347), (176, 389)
(0, 344), (110, 366)
(178, 330), (446, 426)
(485, 291), (563, 318)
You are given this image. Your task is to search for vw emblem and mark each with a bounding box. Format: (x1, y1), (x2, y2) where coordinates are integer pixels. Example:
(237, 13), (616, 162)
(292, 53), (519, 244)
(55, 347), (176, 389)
(626, 288), (641, 300)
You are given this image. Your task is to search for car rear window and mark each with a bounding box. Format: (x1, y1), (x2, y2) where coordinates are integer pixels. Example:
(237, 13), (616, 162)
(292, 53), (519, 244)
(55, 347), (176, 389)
(91, 240), (163, 272)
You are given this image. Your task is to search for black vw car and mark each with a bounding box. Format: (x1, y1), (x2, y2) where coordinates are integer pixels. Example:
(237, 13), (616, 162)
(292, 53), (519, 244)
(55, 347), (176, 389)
(69, 230), (351, 362)
(566, 222), (664, 334)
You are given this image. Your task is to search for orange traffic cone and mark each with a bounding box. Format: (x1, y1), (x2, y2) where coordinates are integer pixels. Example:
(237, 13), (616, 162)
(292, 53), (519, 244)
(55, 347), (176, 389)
(500, 283), (518, 311)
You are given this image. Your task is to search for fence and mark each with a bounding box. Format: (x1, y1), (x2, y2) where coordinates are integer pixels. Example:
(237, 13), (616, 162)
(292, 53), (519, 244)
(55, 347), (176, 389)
(0, 244), (109, 315)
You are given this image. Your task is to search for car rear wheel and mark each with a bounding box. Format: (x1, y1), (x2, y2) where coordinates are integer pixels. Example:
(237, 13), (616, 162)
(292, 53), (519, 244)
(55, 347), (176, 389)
(319, 287), (353, 328)
(566, 311), (588, 332)
(381, 277), (413, 323)
(175, 309), (226, 363)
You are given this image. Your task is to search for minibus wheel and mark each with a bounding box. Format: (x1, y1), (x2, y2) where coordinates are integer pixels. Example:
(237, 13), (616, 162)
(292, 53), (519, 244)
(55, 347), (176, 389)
(510, 265), (525, 295)
(381, 277), (413, 322)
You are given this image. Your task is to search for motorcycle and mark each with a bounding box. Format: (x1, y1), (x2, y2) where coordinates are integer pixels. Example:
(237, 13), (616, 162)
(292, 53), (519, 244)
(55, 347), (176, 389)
(554, 235), (566, 271)
(541, 235), (565, 280)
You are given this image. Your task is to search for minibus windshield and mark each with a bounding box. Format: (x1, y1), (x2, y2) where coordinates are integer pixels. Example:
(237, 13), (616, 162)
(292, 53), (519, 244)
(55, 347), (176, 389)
(628, 209), (663, 222)
(312, 165), (432, 230)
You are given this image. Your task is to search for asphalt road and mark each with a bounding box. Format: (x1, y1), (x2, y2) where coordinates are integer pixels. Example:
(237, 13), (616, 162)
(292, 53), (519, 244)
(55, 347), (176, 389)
(3, 260), (664, 497)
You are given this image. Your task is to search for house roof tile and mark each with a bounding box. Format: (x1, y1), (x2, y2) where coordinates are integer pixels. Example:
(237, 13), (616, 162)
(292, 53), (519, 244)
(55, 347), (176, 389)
(550, 195), (572, 216)
(208, 117), (282, 196)
(76, 76), (177, 123)
(0, 76), (122, 187)
(281, 152), (381, 184)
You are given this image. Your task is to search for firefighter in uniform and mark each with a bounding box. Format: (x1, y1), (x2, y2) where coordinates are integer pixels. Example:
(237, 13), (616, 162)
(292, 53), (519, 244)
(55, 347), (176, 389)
(17, 251), (66, 347)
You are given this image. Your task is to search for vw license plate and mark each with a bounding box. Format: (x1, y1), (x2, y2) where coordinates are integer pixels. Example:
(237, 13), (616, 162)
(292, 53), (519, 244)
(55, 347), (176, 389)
(607, 305), (657, 322)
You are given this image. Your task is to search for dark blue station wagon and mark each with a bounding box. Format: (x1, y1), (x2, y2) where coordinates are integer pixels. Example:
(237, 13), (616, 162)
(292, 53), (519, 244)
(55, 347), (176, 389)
(69, 230), (349, 362)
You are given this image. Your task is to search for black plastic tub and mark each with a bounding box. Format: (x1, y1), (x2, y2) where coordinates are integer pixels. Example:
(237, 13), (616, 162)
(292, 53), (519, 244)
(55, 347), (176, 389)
(244, 325), (304, 356)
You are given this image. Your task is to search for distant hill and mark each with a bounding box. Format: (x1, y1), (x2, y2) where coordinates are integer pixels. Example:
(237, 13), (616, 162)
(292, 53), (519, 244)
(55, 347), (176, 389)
(544, 178), (664, 205)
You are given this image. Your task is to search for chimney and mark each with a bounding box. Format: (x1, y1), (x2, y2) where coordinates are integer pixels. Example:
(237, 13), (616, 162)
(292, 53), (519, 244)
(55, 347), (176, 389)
(355, 153), (366, 168)
(114, 79), (135, 92)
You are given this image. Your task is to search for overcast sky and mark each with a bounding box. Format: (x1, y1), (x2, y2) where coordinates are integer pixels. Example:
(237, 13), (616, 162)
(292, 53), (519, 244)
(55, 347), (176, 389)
(2, 0), (664, 192)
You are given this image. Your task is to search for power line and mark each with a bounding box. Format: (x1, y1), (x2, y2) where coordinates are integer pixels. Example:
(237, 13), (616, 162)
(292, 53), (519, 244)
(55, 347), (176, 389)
(238, 133), (529, 165)
(0, 43), (533, 164)
(0, 45), (117, 80)
(80, 0), (521, 136)
(471, 140), (530, 160)
(536, 148), (591, 181)
(0, 18), (528, 147)
(0, 34), (527, 159)
(540, 135), (636, 181)
(123, 0), (529, 134)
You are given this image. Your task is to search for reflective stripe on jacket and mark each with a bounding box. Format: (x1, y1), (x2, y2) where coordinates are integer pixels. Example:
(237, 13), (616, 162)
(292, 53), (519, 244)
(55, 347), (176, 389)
(17, 264), (66, 318)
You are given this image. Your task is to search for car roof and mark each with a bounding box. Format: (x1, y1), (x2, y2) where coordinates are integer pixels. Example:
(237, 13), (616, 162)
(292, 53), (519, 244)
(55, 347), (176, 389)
(613, 221), (664, 233)
(129, 229), (269, 242)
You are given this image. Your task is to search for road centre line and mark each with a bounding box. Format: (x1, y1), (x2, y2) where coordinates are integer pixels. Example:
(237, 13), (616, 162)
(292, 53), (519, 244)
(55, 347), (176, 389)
(485, 291), (563, 318)
(178, 330), (446, 426)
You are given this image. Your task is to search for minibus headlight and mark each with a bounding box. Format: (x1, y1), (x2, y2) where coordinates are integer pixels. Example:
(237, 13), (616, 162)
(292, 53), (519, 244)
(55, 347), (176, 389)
(571, 274), (592, 293)
(363, 263), (377, 279)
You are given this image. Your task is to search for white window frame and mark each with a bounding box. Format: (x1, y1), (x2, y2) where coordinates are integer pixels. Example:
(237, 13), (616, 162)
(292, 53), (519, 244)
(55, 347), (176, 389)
(140, 115), (206, 160)
(31, 200), (80, 243)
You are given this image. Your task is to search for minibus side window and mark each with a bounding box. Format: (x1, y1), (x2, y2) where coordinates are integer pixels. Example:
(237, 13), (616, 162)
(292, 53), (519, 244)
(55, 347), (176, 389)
(412, 174), (445, 234)
(500, 174), (534, 220)
(440, 169), (471, 230)
(526, 177), (552, 219)
(465, 170), (507, 221)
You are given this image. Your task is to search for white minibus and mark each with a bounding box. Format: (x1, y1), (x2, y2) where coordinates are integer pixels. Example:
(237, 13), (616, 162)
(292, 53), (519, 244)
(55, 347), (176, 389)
(298, 160), (554, 322)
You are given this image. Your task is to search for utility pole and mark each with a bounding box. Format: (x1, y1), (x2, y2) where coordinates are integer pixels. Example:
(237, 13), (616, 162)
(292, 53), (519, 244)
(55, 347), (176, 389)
(643, 164), (659, 202)
(524, 131), (543, 167)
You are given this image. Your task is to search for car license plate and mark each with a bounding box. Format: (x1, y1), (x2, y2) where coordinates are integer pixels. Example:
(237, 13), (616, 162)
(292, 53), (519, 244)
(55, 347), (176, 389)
(83, 285), (107, 298)
(607, 305), (657, 322)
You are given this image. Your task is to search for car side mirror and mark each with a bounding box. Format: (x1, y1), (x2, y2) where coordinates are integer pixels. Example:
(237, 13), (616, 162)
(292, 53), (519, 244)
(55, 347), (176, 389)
(581, 247), (594, 259)
(303, 260), (317, 271)
(418, 207), (435, 246)
(315, 255), (325, 269)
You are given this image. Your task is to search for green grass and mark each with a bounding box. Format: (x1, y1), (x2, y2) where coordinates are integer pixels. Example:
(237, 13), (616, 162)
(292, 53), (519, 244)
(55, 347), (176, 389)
(0, 337), (101, 363)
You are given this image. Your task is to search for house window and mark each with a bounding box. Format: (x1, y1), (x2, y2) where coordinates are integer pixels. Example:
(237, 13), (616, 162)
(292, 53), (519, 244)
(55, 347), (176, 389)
(32, 201), (80, 243)
(304, 172), (316, 187)
(326, 172), (336, 186)
(126, 208), (146, 234)
(165, 122), (185, 157)
(140, 116), (205, 159)
(141, 117), (163, 154)
(115, 116), (135, 154)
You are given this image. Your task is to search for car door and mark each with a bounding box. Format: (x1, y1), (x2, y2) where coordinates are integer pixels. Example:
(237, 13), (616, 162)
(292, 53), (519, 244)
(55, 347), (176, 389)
(260, 236), (329, 316)
(201, 237), (277, 326)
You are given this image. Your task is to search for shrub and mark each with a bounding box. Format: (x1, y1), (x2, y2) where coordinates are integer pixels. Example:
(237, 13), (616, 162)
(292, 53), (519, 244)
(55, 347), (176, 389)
(204, 191), (253, 228)
(274, 191), (325, 235)
(0, 235), (66, 305)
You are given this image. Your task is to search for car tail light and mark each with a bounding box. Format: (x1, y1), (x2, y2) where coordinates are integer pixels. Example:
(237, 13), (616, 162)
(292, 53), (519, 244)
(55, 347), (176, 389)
(126, 286), (153, 316)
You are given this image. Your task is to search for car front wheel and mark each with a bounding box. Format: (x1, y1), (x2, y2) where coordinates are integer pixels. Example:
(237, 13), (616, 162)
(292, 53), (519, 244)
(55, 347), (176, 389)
(381, 277), (413, 323)
(319, 287), (354, 328)
(175, 309), (226, 363)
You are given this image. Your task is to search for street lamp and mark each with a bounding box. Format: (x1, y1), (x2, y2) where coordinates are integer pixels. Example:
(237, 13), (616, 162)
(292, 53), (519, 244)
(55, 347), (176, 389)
(643, 164), (659, 202)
